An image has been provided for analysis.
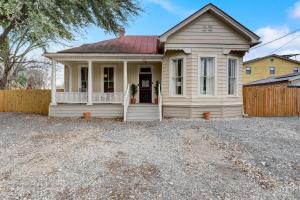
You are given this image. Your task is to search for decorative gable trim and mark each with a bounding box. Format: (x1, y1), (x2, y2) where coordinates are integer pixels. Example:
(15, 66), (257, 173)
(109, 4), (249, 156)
(159, 3), (260, 46)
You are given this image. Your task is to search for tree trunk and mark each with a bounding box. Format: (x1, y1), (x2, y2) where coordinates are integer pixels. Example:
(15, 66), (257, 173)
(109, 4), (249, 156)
(0, 71), (10, 89)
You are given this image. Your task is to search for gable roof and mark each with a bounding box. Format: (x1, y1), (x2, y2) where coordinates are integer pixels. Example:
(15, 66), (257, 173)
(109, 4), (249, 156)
(58, 36), (160, 54)
(244, 54), (300, 65)
(245, 72), (300, 86)
(159, 3), (260, 46)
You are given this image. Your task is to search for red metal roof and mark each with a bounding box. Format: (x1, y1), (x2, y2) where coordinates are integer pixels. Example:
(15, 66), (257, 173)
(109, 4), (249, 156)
(59, 36), (160, 54)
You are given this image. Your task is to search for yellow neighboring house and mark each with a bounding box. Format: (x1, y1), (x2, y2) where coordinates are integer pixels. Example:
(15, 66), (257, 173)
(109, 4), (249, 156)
(243, 54), (300, 84)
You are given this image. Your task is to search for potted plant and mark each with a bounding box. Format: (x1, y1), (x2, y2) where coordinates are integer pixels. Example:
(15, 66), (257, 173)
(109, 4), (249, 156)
(203, 112), (211, 120)
(130, 84), (137, 104)
(154, 81), (159, 104)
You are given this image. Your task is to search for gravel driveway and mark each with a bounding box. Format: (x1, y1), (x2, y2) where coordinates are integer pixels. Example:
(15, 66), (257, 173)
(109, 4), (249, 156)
(0, 113), (299, 199)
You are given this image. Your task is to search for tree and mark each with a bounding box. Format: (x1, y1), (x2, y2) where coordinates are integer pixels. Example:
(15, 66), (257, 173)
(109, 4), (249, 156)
(0, 0), (141, 50)
(0, 26), (49, 89)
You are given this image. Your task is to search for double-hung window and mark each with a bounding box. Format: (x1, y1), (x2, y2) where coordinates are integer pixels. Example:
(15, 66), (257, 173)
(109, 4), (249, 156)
(228, 59), (237, 95)
(269, 67), (276, 75)
(293, 67), (299, 73)
(103, 67), (114, 93)
(200, 57), (215, 95)
(171, 58), (184, 95)
(246, 66), (251, 75)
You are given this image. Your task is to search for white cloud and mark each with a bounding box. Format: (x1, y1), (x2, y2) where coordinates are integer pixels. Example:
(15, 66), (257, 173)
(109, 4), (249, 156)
(290, 1), (300, 19)
(245, 25), (300, 61)
(144, 0), (193, 17)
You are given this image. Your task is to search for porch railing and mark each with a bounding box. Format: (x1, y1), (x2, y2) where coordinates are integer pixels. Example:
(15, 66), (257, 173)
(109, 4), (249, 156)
(158, 84), (162, 121)
(123, 84), (130, 122)
(56, 92), (123, 104)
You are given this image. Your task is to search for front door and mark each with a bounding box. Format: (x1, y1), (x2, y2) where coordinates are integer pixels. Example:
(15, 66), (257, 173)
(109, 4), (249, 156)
(139, 74), (152, 103)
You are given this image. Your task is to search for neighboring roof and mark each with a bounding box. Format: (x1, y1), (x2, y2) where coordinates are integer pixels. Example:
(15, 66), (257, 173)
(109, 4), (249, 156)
(58, 36), (160, 54)
(159, 3), (260, 46)
(245, 72), (300, 86)
(244, 54), (300, 65)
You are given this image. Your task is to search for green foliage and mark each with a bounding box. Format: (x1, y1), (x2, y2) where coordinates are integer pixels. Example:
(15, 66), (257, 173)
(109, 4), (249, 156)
(0, 0), (142, 49)
(130, 84), (137, 98)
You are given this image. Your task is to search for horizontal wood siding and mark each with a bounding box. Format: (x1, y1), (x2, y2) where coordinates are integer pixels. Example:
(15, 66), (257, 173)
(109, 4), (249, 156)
(49, 104), (123, 118)
(163, 105), (242, 118)
(167, 12), (249, 45)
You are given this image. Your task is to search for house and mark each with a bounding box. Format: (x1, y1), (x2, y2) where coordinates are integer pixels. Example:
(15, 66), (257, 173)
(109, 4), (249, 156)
(244, 72), (300, 88)
(43, 3), (260, 121)
(243, 54), (300, 84)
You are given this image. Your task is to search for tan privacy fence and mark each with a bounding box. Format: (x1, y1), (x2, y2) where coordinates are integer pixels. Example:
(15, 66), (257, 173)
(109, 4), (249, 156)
(243, 87), (300, 117)
(0, 90), (51, 115)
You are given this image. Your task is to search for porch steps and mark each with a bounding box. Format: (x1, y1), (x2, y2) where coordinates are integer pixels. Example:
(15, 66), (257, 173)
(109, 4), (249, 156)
(126, 104), (160, 121)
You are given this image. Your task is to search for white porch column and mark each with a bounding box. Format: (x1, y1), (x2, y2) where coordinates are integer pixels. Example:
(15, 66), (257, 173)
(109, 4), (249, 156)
(87, 60), (93, 105)
(123, 61), (127, 92)
(68, 66), (72, 92)
(50, 60), (57, 105)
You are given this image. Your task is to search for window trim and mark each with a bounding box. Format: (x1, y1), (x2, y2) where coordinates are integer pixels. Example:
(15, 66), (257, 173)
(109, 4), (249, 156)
(168, 56), (186, 97)
(293, 67), (299, 73)
(245, 66), (251, 75)
(78, 65), (88, 92)
(197, 54), (217, 97)
(138, 65), (153, 74)
(269, 67), (276, 75)
(227, 57), (238, 96)
(101, 65), (116, 93)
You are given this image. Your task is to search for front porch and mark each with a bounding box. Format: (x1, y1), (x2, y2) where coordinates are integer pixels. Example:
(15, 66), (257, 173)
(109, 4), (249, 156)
(47, 54), (163, 121)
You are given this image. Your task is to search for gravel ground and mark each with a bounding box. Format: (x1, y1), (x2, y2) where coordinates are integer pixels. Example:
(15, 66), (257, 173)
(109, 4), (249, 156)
(0, 113), (299, 199)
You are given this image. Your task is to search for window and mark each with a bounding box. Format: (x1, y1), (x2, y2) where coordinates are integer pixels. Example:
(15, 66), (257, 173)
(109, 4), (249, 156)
(293, 67), (299, 73)
(171, 58), (184, 95)
(103, 67), (114, 93)
(200, 57), (215, 95)
(140, 67), (151, 73)
(246, 66), (251, 75)
(228, 59), (237, 95)
(80, 67), (88, 92)
(269, 67), (276, 75)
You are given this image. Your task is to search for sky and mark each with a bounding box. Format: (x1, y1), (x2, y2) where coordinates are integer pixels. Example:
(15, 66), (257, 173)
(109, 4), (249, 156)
(49, 0), (300, 85)
(50, 0), (300, 60)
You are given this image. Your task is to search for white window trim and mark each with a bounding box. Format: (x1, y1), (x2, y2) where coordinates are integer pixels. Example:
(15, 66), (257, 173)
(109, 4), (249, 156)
(227, 56), (239, 97)
(168, 56), (186, 97)
(245, 66), (251, 75)
(269, 67), (276, 75)
(101, 65), (116, 93)
(78, 65), (88, 92)
(138, 65), (153, 74)
(197, 54), (217, 97)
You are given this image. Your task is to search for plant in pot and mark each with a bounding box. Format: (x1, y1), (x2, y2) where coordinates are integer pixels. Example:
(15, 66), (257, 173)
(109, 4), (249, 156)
(154, 81), (159, 104)
(130, 84), (137, 104)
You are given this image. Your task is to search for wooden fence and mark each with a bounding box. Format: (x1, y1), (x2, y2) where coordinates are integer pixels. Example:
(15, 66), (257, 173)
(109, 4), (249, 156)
(0, 90), (51, 115)
(243, 87), (300, 117)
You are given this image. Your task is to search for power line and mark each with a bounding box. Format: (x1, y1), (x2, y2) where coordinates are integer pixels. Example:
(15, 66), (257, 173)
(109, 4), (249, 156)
(270, 34), (300, 54)
(252, 28), (300, 49)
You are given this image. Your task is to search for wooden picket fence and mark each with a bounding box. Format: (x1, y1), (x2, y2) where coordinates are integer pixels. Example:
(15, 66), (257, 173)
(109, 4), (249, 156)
(0, 89), (51, 115)
(243, 86), (300, 117)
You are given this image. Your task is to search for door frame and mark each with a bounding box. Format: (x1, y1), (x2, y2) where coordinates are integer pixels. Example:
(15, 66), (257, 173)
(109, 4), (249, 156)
(138, 65), (153, 103)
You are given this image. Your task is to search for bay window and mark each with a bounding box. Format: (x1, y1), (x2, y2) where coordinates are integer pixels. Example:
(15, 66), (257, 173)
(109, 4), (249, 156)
(199, 57), (215, 95)
(171, 58), (184, 95)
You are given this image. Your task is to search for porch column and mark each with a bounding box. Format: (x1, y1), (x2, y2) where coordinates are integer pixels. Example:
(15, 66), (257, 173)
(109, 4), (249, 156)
(123, 61), (127, 92)
(87, 60), (93, 105)
(68, 66), (72, 92)
(50, 60), (57, 105)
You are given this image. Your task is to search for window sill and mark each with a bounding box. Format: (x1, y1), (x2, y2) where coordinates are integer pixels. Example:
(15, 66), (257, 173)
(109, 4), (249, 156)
(168, 95), (188, 98)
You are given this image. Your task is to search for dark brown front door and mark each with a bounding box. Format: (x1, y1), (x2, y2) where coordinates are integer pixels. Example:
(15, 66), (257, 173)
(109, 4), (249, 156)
(139, 74), (152, 103)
